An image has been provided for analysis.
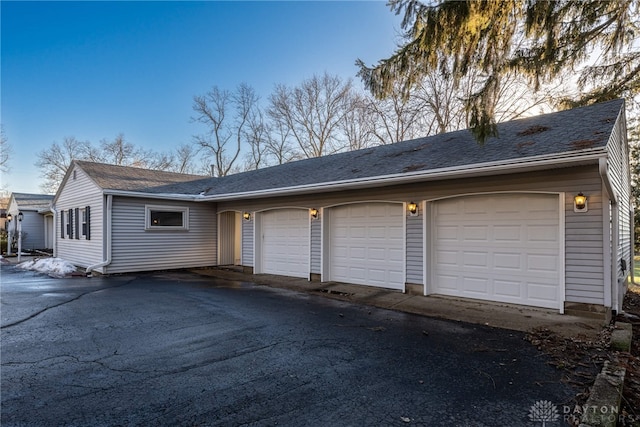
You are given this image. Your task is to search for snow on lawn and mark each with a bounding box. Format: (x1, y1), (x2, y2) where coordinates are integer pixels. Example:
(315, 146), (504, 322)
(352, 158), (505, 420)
(17, 258), (78, 277)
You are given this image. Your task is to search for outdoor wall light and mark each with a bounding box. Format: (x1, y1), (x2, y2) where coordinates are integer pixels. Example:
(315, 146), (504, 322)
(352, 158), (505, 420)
(17, 212), (23, 222)
(408, 201), (418, 216)
(574, 192), (588, 212)
(310, 208), (319, 219)
(243, 212), (251, 221)
(6, 213), (12, 222)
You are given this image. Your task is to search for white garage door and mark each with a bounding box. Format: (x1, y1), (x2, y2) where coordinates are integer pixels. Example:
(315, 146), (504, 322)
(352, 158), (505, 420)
(330, 203), (404, 289)
(262, 209), (309, 278)
(432, 193), (561, 309)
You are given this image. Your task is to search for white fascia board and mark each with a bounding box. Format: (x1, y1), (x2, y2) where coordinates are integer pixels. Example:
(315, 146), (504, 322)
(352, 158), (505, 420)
(101, 150), (607, 203)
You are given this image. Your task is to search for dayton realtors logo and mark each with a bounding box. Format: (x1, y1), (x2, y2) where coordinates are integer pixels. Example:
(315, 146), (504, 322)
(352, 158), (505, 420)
(528, 401), (639, 426)
(528, 401), (559, 426)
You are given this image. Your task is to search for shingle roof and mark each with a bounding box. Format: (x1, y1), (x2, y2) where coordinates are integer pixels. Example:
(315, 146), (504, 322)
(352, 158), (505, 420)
(11, 193), (54, 210)
(76, 99), (625, 198)
(189, 99), (624, 196)
(74, 161), (208, 192)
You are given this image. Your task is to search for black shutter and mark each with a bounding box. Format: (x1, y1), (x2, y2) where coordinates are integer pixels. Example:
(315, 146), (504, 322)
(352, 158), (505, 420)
(61, 211), (65, 239)
(68, 209), (73, 239)
(75, 208), (80, 240)
(86, 206), (91, 240)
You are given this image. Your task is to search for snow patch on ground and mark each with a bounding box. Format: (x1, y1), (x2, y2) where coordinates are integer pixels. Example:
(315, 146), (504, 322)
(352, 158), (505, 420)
(17, 258), (77, 277)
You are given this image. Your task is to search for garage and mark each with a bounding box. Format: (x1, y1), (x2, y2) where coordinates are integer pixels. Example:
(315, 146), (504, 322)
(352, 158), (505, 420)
(431, 193), (561, 309)
(328, 203), (404, 289)
(261, 209), (309, 278)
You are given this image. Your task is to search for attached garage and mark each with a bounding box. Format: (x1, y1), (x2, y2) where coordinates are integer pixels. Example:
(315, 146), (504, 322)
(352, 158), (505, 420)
(431, 193), (562, 309)
(327, 203), (404, 290)
(260, 209), (310, 278)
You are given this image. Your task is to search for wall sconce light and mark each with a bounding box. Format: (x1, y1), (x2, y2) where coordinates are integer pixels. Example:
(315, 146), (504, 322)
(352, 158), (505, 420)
(243, 212), (251, 221)
(310, 208), (319, 219)
(6, 213), (12, 222)
(574, 192), (588, 212)
(17, 211), (23, 222)
(408, 201), (418, 216)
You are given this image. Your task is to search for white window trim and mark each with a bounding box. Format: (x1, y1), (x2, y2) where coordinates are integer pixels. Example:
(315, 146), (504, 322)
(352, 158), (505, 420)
(145, 205), (189, 231)
(64, 210), (71, 238)
(80, 208), (87, 239)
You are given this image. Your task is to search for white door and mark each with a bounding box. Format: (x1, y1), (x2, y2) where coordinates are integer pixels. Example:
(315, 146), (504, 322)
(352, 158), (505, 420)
(261, 209), (309, 278)
(432, 193), (561, 309)
(329, 203), (404, 289)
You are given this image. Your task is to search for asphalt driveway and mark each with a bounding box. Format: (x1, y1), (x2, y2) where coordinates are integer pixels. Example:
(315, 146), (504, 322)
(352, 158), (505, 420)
(1, 265), (577, 426)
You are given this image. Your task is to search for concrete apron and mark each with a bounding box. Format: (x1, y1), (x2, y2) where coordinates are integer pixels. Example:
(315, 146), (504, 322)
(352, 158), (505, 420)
(193, 267), (605, 339)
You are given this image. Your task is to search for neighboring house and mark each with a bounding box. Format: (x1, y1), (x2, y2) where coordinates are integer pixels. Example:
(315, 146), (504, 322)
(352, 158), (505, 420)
(53, 99), (632, 320)
(6, 193), (55, 251)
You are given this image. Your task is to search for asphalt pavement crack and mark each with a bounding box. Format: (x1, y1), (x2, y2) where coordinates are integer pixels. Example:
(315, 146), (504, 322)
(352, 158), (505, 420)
(0, 278), (137, 329)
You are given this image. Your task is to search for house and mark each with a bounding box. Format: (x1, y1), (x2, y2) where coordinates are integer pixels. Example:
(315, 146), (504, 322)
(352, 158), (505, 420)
(53, 99), (632, 319)
(6, 193), (55, 252)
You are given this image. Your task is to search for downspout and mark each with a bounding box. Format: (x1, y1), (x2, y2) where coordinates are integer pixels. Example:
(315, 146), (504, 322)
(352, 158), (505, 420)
(86, 195), (112, 275)
(52, 204), (57, 257)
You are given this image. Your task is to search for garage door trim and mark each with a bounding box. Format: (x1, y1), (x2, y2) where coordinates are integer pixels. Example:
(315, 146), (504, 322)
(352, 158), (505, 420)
(426, 192), (565, 313)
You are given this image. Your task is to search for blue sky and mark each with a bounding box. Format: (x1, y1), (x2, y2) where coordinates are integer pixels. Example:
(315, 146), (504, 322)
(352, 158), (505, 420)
(1, 1), (403, 193)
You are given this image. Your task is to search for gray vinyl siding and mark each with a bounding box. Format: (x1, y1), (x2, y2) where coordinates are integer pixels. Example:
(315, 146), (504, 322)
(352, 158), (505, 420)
(55, 165), (104, 269)
(405, 212), (423, 284)
(564, 186), (604, 304)
(217, 166), (605, 305)
(606, 112), (632, 282)
(6, 199), (48, 250)
(107, 197), (216, 274)
(218, 211), (235, 265)
(16, 211), (46, 250)
(242, 217), (253, 267)
(310, 213), (321, 274)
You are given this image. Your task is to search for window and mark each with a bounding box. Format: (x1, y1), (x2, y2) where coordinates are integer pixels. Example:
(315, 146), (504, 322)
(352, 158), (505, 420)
(65, 210), (72, 238)
(80, 208), (87, 238)
(60, 206), (90, 240)
(145, 205), (189, 230)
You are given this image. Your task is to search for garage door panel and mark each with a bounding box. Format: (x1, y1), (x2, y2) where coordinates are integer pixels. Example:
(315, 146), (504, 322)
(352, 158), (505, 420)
(528, 254), (558, 273)
(494, 226), (522, 241)
(463, 251), (488, 268)
(463, 226), (488, 241)
(494, 280), (522, 298)
(528, 225), (558, 242)
(262, 209), (309, 279)
(463, 277), (489, 294)
(330, 203), (404, 290)
(433, 194), (560, 309)
(494, 253), (521, 270)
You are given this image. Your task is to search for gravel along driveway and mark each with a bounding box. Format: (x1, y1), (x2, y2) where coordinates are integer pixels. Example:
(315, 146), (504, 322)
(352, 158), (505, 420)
(1, 266), (579, 426)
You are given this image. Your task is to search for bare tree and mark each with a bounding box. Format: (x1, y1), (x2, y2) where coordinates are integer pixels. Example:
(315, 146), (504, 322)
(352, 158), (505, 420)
(0, 125), (11, 174)
(35, 136), (92, 193)
(341, 93), (377, 150)
(368, 82), (431, 145)
(242, 107), (269, 171)
(170, 143), (199, 174)
(264, 119), (298, 165)
(267, 73), (356, 158)
(192, 83), (259, 177)
(97, 133), (151, 166)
